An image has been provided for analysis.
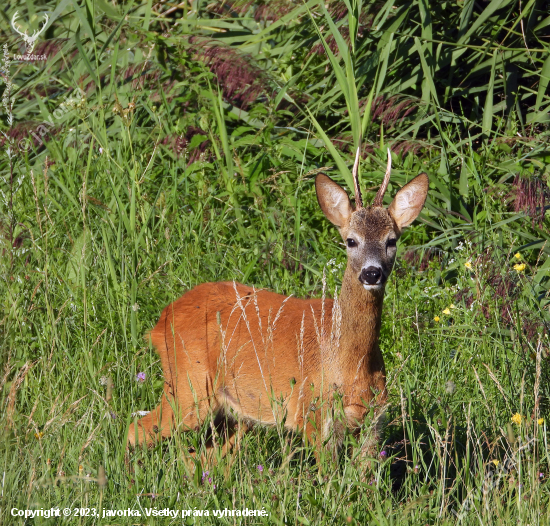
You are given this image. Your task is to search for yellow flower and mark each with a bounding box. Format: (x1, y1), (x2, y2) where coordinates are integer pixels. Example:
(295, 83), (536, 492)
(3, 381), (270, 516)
(513, 263), (526, 273)
(538, 418), (544, 425)
(492, 459), (500, 467)
(450, 304), (456, 309)
(442, 308), (451, 315)
(79, 465), (83, 474)
(514, 252), (521, 259)
(434, 316), (440, 322)
(34, 432), (44, 439)
(511, 413), (522, 425)
(465, 261), (472, 269)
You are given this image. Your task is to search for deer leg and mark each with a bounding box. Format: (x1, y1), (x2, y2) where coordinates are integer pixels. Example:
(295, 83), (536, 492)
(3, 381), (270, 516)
(127, 392), (177, 447)
(128, 383), (216, 448)
(220, 418), (249, 454)
(198, 413), (250, 466)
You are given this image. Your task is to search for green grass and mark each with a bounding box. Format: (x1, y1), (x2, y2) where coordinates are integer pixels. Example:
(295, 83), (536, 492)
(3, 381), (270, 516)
(1, 0), (550, 524)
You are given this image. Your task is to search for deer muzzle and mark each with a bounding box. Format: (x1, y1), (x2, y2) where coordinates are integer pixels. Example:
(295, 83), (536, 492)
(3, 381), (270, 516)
(359, 266), (384, 286)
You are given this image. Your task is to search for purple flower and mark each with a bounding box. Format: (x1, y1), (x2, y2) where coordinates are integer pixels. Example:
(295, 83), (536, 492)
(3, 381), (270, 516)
(380, 450), (387, 458)
(136, 372), (146, 383)
(540, 473), (544, 479)
(257, 465), (264, 472)
(201, 471), (209, 482)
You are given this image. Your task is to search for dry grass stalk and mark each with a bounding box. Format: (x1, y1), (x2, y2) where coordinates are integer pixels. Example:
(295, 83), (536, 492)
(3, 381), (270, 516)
(6, 360), (38, 429)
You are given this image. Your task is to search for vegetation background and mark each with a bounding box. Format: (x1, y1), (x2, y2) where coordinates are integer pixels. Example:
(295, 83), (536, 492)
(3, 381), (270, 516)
(1, 0), (549, 523)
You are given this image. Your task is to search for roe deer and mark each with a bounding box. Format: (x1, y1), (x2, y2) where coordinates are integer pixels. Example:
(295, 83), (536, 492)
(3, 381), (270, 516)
(128, 150), (429, 462)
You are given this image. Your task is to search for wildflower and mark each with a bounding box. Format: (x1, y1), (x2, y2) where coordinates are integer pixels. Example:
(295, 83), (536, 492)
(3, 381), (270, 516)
(511, 413), (522, 425)
(257, 465), (264, 472)
(131, 410), (150, 417)
(434, 316), (440, 322)
(136, 372), (146, 383)
(450, 304), (455, 309)
(34, 432), (44, 439)
(442, 308), (451, 315)
(492, 460), (499, 467)
(414, 465), (420, 474)
(514, 252), (521, 259)
(465, 261), (472, 269)
(79, 465), (83, 474)
(540, 473), (544, 479)
(380, 450), (387, 458)
(201, 471), (209, 482)
(538, 418), (544, 425)
(445, 380), (456, 394)
(513, 263), (526, 273)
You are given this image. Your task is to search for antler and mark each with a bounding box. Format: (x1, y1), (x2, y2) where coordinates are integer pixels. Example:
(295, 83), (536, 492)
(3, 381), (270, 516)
(352, 145), (363, 209)
(33, 13), (49, 39)
(11, 12), (26, 38)
(372, 148), (392, 207)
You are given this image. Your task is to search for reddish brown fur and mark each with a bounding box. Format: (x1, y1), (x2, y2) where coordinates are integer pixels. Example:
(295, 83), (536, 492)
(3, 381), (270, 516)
(128, 172), (429, 460)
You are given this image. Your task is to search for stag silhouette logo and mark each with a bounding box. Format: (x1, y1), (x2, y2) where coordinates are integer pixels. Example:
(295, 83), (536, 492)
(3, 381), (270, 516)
(11, 12), (49, 55)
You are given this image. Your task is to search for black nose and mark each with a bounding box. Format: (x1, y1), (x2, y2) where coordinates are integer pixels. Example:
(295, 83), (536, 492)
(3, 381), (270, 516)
(360, 266), (382, 285)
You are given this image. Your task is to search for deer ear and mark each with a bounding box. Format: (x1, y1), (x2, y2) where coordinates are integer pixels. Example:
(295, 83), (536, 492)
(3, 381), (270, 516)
(315, 174), (353, 229)
(388, 173), (429, 231)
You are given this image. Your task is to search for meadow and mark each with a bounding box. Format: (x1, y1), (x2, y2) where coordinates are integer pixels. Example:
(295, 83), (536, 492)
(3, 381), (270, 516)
(1, 0), (549, 523)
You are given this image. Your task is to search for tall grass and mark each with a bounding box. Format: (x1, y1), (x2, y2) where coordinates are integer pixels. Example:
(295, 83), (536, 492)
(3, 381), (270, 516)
(0, 0), (549, 524)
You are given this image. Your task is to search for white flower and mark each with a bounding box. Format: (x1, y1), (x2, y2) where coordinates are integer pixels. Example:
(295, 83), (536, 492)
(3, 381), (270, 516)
(131, 411), (150, 417)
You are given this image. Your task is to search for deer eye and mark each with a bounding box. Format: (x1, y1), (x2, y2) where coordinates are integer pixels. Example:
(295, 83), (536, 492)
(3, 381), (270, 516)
(346, 238), (357, 248)
(387, 239), (397, 248)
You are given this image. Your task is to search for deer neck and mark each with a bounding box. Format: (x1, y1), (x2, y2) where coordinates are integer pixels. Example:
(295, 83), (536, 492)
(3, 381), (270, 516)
(323, 265), (385, 392)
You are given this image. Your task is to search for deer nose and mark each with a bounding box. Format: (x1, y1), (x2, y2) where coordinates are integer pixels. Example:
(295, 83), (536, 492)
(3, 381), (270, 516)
(360, 266), (382, 285)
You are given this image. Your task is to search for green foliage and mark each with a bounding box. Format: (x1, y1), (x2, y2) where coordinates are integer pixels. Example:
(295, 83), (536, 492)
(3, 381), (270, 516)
(0, 0), (549, 524)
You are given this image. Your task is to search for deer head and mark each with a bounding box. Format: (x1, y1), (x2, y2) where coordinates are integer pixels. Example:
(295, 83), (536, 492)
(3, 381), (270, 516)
(11, 12), (49, 54)
(316, 150), (429, 291)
